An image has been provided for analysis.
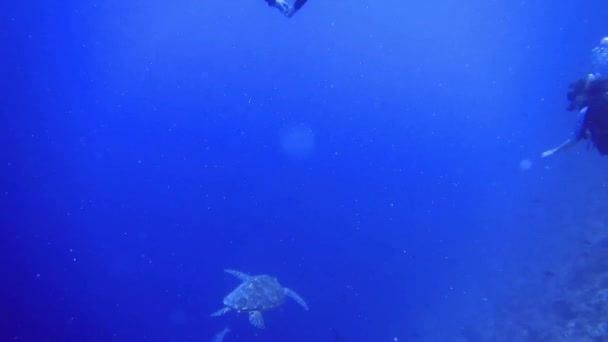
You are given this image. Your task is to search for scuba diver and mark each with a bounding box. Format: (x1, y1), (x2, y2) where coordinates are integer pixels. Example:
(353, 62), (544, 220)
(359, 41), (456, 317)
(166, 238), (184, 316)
(265, 0), (308, 17)
(541, 73), (608, 157)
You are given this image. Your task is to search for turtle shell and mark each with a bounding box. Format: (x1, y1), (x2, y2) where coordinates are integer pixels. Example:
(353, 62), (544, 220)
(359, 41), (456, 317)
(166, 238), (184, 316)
(223, 275), (286, 312)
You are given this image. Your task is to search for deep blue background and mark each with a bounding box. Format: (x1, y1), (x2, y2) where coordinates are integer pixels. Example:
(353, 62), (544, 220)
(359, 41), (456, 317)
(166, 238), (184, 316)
(2, 0), (608, 341)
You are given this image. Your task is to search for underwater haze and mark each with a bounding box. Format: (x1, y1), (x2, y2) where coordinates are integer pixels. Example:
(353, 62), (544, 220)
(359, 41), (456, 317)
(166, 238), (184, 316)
(3, 0), (608, 341)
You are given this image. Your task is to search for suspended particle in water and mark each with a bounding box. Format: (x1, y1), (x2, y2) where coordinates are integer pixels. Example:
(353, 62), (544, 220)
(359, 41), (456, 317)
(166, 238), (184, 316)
(519, 158), (532, 171)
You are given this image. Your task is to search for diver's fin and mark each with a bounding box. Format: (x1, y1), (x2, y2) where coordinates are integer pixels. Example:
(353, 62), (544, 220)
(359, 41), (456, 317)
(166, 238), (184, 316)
(224, 269), (252, 281)
(249, 310), (265, 329)
(284, 287), (308, 310)
(210, 307), (231, 317)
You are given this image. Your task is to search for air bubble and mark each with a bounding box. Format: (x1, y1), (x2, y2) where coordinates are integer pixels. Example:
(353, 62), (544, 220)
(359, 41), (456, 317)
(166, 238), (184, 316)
(591, 37), (608, 76)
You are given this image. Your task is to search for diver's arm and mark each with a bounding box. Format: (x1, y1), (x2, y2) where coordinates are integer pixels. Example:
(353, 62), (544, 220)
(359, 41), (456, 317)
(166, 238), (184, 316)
(541, 139), (578, 157)
(542, 107), (589, 158)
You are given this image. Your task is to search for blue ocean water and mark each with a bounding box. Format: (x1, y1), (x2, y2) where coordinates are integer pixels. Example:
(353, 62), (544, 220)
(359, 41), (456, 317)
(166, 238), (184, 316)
(2, 0), (608, 341)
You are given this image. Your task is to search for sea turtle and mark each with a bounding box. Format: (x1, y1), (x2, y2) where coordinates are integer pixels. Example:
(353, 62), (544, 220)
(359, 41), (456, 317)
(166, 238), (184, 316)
(211, 269), (308, 329)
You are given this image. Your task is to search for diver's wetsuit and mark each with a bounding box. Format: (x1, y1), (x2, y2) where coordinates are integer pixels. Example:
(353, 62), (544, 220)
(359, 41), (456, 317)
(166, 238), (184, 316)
(571, 78), (608, 154)
(293, 0), (308, 11)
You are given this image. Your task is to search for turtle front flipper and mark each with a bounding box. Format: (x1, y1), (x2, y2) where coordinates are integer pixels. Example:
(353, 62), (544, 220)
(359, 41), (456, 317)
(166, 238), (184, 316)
(284, 287), (308, 310)
(224, 269), (252, 281)
(249, 310), (265, 329)
(211, 307), (232, 317)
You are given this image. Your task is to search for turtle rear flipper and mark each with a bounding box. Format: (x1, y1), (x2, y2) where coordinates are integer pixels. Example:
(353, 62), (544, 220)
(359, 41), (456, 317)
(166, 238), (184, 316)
(224, 269), (252, 281)
(284, 287), (308, 310)
(211, 307), (232, 317)
(249, 310), (265, 329)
